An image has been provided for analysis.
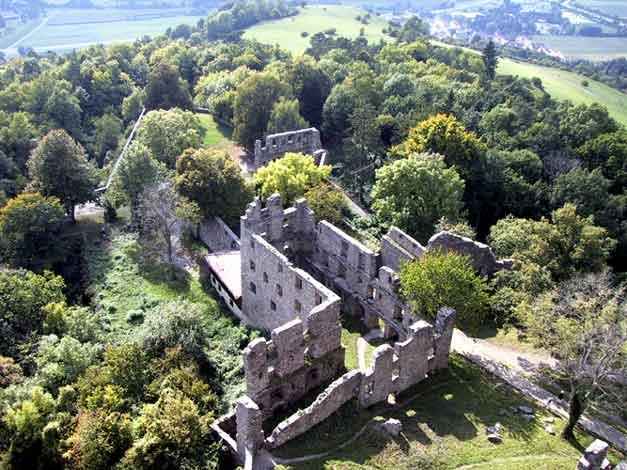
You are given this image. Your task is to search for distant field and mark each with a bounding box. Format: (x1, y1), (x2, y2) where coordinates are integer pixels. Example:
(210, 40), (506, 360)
(243, 5), (390, 54)
(534, 35), (627, 61)
(498, 58), (627, 126)
(431, 40), (627, 126)
(0, 19), (43, 48)
(1, 8), (203, 55)
(574, 0), (627, 18)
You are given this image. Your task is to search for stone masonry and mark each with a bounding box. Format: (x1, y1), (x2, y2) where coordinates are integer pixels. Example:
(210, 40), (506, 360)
(212, 195), (512, 466)
(253, 128), (327, 170)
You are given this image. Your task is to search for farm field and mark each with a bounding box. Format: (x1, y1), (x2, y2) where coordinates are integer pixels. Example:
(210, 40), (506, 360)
(498, 58), (627, 126)
(534, 35), (627, 61)
(243, 5), (391, 54)
(574, 0), (627, 18)
(0, 19), (44, 49)
(0, 8), (204, 55)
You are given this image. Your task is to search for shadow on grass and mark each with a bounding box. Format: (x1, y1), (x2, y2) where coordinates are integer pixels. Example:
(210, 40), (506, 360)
(272, 355), (542, 466)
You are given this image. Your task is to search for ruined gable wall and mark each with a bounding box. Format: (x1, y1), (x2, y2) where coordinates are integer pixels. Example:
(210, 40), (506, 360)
(240, 233), (339, 331)
(427, 231), (513, 277)
(242, 307), (345, 420)
(380, 227), (426, 272)
(254, 128), (323, 169)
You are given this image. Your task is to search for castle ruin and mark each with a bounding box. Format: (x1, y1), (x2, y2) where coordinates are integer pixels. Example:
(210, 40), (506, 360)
(208, 195), (512, 468)
(253, 128), (327, 170)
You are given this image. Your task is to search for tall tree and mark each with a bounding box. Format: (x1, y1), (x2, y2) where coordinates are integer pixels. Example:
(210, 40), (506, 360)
(175, 148), (253, 225)
(371, 153), (465, 243)
(400, 250), (490, 331)
(233, 73), (290, 151)
(145, 62), (193, 111)
(109, 142), (162, 226)
(254, 153), (331, 205)
(267, 97), (309, 135)
(518, 271), (626, 439)
(482, 39), (498, 81)
(27, 130), (96, 221)
(139, 182), (180, 274)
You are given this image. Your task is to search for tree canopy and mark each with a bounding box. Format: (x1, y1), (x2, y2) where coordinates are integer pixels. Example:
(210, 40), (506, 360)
(371, 153), (465, 242)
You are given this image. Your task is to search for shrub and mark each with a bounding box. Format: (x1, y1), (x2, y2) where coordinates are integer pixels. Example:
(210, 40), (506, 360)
(400, 250), (490, 331)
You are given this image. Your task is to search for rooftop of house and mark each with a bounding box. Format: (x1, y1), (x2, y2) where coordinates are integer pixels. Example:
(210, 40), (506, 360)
(205, 250), (242, 301)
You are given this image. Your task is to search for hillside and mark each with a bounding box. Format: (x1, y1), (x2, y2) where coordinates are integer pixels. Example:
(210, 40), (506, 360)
(243, 5), (390, 54)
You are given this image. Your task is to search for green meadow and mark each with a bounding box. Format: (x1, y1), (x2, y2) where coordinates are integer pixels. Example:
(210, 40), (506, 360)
(498, 58), (627, 126)
(243, 5), (390, 54)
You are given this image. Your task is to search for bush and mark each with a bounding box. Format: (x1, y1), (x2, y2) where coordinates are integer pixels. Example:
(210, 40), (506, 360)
(301, 31), (309, 37)
(400, 250), (490, 331)
(582, 80), (589, 87)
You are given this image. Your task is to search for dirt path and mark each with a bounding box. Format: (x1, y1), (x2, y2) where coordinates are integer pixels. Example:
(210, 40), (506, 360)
(451, 329), (557, 376)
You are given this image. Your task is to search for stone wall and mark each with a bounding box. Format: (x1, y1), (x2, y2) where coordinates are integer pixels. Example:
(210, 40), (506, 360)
(427, 231), (513, 277)
(312, 221), (378, 302)
(199, 216), (240, 252)
(240, 196), (332, 332)
(381, 227), (425, 273)
(242, 306), (345, 420)
(259, 308), (456, 448)
(253, 128), (325, 169)
(265, 370), (362, 449)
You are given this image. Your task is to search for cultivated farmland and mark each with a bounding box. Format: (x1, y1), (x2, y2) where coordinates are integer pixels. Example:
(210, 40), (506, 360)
(534, 35), (627, 61)
(1, 8), (204, 55)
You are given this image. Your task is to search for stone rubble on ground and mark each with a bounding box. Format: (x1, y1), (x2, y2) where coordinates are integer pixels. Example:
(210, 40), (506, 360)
(377, 418), (403, 437)
(576, 439), (611, 470)
(486, 422), (503, 444)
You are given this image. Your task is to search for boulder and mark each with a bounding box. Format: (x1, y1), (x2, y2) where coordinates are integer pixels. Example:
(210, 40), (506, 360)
(487, 433), (503, 444)
(378, 418), (402, 437)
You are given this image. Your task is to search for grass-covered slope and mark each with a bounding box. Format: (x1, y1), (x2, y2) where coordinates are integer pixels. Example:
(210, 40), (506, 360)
(243, 5), (390, 54)
(497, 58), (627, 127)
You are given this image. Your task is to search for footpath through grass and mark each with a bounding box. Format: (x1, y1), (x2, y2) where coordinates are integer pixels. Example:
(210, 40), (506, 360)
(274, 355), (609, 469)
(243, 5), (390, 54)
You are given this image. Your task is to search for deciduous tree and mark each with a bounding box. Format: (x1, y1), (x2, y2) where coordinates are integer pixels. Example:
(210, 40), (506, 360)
(27, 130), (96, 221)
(400, 250), (490, 330)
(254, 153), (331, 205)
(175, 148), (252, 225)
(371, 153), (465, 243)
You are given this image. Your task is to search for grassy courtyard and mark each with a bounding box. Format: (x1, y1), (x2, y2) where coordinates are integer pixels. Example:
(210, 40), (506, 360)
(273, 356), (610, 470)
(243, 5), (391, 54)
(196, 113), (233, 147)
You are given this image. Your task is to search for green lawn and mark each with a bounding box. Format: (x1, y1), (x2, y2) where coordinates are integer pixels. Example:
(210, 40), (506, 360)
(273, 356), (610, 470)
(243, 5), (391, 54)
(196, 113), (233, 147)
(498, 58), (627, 126)
(533, 35), (627, 61)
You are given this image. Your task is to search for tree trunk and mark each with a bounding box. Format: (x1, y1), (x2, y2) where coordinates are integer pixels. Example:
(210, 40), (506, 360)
(562, 391), (584, 439)
(68, 203), (76, 223)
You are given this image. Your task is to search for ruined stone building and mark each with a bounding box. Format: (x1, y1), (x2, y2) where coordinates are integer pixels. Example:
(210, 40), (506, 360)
(253, 128), (327, 170)
(207, 194), (512, 467)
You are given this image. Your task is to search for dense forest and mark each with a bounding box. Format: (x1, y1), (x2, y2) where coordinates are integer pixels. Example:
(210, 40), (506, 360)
(0, 1), (626, 468)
